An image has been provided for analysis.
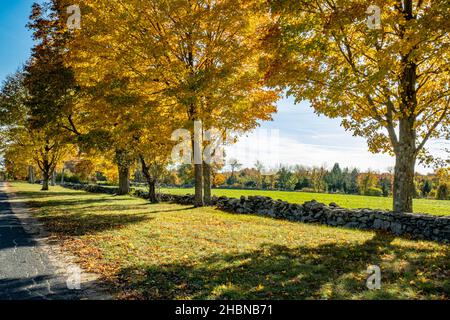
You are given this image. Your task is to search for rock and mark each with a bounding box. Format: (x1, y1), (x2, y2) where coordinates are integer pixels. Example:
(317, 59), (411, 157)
(344, 222), (360, 229)
(329, 202), (339, 208)
(373, 219), (383, 229)
(390, 222), (402, 235)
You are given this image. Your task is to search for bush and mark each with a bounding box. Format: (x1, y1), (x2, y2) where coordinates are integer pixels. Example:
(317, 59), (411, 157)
(365, 187), (383, 197)
(244, 181), (257, 188)
(436, 184), (449, 200)
(56, 172), (82, 184)
(429, 189), (437, 198)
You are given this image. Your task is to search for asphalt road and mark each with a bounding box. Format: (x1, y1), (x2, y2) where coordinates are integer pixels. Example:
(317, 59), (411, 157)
(0, 182), (83, 300)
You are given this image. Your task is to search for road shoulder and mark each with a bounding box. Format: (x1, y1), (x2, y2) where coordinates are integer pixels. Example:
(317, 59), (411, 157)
(4, 182), (112, 300)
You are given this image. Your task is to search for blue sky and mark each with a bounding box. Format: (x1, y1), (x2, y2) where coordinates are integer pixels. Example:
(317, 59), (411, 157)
(0, 1), (446, 174)
(0, 1), (40, 81)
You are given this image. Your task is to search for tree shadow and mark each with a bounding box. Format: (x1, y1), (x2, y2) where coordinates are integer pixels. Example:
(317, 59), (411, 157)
(69, 204), (196, 214)
(9, 191), (90, 200)
(110, 232), (449, 300)
(35, 212), (155, 237)
(14, 197), (132, 209)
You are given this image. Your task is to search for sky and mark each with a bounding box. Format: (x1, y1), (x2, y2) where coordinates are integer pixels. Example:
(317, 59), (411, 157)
(0, 1), (39, 81)
(227, 97), (448, 174)
(0, 1), (447, 174)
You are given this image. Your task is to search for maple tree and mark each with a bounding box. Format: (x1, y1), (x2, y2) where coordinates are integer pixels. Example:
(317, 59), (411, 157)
(0, 1), (80, 190)
(0, 69), (73, 190)
(66, 0), (278, 206)
(264, 0), (449, 212)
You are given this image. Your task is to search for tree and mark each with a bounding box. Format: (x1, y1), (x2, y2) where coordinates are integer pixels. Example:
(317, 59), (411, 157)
(265, 0), (450, 212)
(68, 0), (278, 207)
(358, 171), (378, 195)
(254, 160), (265, 188)
(379, 175), (392, 197)
(277, 166), (296, 190)
(213, 173), (226, 187)
(310, 166), (328, 192)
(0, 68), (73, 191)
(421, 179), (432, 197)
(227, 159), (242, 185)
(325, 163), (343, 192)
(177, 164), (194, 186)
(21, 1), (79, 190)
(348, 168), (360, 194)
(132, 115), (175, 203)
(436, 184), (449, 200)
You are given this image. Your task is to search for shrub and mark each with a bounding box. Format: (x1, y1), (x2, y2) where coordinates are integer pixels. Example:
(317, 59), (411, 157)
(429, 189), (437, 198)
(244, 181), (257, 188)
(436, 184), (449, 200)
(56, 172), (82, 184)
(365, 187), (383, 197)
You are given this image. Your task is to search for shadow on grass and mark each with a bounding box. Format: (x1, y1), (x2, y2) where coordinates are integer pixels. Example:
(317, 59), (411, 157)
(33, 211), (155, 237)
(70, 205), (196, 214)
(11, 191), (90, 199)
(111, 232), (449, 300)
(10, 191), (195, 237)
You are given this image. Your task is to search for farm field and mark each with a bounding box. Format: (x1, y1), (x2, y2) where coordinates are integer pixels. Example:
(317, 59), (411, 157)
(158, 188), (450, 216)
(9, 182), (450, 300)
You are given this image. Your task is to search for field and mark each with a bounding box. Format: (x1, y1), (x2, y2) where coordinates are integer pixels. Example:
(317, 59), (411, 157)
(159, 188), (450, 216)
(9, 182), (450, 300)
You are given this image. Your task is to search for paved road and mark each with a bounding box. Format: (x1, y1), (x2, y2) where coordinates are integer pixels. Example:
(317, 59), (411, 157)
(0, 182), (83, 300)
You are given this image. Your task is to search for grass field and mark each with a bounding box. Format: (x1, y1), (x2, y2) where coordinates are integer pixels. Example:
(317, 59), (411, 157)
(9, 182), (450, 300)
(159, 188), (450, 216)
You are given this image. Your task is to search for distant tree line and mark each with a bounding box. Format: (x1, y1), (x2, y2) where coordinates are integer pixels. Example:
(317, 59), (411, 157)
(159, 161), (449, 200)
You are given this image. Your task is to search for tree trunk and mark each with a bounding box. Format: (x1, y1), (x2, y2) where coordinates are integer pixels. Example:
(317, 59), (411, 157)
(393, 150), (416, 213)
(203, 161), (211, 206)
(42, 170), (49, 191)
(115, 149), (131, 195)
(192, 125), (203, 207)
(61, 168), (65, 184)
(194, 163), (203, 207)
(393, 119), (416, 213)
(139, 156), (159, 204)
(117, 164), (130, 195)
(51, 170), (56, 186)
(28, 166), (35, 184)
(148, 179), (157, 204)
(391, 0), (418, 213)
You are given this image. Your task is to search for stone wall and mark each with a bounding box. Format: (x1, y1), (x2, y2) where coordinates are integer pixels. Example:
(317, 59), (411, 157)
(62, 183), (450, 243)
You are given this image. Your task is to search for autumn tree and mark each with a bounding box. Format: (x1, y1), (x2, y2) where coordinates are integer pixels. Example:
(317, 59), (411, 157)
(12, 1), (79, 190)
(67, 0), (278, 206)
(265, 0), (449, 212)
(0, 70), (71, 190)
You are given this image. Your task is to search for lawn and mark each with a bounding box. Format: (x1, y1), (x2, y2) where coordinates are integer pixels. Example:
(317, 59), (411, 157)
(159, 187), (450, 216)
(9, 182), (450, 300)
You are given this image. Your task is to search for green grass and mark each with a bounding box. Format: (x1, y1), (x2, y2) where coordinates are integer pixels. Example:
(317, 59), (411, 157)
(158, 187), (450, 216)
(10, 182), (450, 300)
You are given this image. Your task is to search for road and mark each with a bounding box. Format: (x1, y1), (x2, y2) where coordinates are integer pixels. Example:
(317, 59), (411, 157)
(0, 182), (84, 300)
